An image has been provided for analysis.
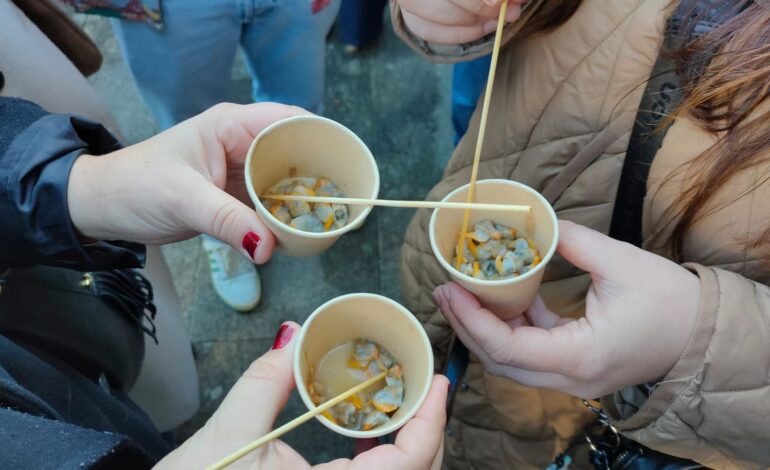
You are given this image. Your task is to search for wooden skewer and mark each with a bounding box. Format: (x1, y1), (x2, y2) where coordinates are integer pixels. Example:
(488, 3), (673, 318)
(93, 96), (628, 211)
(260, 194), (531, 213)
(206, 371), (388, 470)
(456, 2), (509, 268)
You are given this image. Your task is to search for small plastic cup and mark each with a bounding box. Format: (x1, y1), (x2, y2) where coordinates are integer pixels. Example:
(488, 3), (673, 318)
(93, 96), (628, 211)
(245, 115), (380, 258)
(293, 293), (434, 438)
(429, 179), (558, 320)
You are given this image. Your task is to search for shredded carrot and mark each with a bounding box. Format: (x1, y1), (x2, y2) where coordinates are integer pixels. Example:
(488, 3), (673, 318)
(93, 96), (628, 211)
(322, 410), (336, 423)
(347, 358), (366, 370)
(473, 262), (480, 277)
(495, 255), (504, 274)
(468, 240), (478, 257)
(373, 402), (398, 413)
(349, 394), (365, 410)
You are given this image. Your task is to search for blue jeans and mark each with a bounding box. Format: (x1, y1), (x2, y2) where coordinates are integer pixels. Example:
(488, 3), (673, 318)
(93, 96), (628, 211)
(112, 0), (340, 129)
(451, 54), (491, 146)
(338, 0), (387, 48)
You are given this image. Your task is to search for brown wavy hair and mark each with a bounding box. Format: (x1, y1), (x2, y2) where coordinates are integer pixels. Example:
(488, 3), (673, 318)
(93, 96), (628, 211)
(658, 0), (770, 260)
(520, 0), (584, 35)
(525, 0), (770, 260)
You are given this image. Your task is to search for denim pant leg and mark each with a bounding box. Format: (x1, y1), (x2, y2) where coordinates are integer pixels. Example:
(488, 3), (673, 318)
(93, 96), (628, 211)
(111, 0), (241, 130)
(239, 0), (341, 114)
(451, 54), (492, 145)
(338, 0), (388, 48)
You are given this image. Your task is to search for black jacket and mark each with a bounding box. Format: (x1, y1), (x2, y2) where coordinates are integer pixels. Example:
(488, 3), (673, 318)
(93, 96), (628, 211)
(0, 97), (170, 469)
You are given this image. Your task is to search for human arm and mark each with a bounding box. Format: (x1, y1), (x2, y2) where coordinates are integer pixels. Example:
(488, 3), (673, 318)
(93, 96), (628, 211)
(0, 97), (142, 270)
(0, 97), (302, 271)
(434, 221), (770, 468)
(156, 321), (449, 470)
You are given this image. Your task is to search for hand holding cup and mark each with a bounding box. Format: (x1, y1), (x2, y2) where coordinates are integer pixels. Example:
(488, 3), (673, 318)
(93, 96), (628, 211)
(433, 220), (701, 399)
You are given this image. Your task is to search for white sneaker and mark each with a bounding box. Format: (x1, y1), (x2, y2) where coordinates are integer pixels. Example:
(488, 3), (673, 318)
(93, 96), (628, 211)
(201, 236), (261, 312)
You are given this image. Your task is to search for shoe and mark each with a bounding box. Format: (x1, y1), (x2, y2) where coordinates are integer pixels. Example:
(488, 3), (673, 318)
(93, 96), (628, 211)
(202, 236), (261, 312)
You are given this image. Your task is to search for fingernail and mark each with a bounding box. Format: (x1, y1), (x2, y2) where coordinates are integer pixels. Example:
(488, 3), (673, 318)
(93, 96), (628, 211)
(242, 231), (261, 260)
(271, 323), (294, 350)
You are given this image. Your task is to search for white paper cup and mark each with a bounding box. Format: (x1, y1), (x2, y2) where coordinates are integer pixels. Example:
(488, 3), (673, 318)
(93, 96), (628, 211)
(293, 293), (434, 438)
(245, 115), (380, 257)
(429, 179), (558, 320)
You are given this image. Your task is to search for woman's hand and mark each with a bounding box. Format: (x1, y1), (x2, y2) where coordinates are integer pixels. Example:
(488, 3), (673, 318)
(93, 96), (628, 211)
(399, 0), (527, 44)
(157, 322), (449, 470)
(434, 220), (701, 399)
(67, 102), (307, 264)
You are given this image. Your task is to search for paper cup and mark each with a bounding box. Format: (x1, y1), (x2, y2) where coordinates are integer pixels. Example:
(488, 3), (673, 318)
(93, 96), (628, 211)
(245, 115), (380, 257)
(293, 293), (434, 438)
(429, 179), (558, 320)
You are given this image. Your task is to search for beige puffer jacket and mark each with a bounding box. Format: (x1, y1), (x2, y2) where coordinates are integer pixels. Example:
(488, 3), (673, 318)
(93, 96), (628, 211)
(392, 0), (770, 469)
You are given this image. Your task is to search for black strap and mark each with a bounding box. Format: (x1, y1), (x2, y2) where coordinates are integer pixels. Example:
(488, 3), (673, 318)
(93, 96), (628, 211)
(608, 54), (682, 246)
(608, 0), (748, 246)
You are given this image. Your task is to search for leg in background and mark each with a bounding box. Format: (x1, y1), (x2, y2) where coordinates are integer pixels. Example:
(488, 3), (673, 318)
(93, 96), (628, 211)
(110, 0), (240, 129)
(239, 0), (341, 114)
(130, 246), (199, 432)
(338, 0), (388, 52)
(451, 55), (492, 146)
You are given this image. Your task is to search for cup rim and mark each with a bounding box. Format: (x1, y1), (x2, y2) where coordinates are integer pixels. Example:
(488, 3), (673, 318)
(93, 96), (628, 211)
(244, 115), (380, 239)
(428, 179), (559, 286)
(292, 293), (434, 439)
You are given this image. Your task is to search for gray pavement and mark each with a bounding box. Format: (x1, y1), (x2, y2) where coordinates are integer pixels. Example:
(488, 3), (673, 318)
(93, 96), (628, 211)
(74, 10), (454, 463)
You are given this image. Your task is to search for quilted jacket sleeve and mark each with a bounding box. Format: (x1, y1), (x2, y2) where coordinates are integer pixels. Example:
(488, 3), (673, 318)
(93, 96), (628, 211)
(390, 0), (546, 63)
(0, 97), (145, 271)
(604, 264), (770, 470)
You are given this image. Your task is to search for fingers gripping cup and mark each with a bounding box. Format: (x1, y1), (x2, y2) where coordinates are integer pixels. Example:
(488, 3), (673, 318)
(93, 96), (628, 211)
(429, 179), (558, 320)
(294, 294), (433, 438)
(245, 115), (380, 257)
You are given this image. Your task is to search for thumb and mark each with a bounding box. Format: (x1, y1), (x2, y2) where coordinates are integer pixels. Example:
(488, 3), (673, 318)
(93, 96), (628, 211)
(207, 322), (300, 436)
(167, 322), (300, 469)
(557, 220), (631, 280)
(206, 322), (300, 448)
(190, 181), (276, 264)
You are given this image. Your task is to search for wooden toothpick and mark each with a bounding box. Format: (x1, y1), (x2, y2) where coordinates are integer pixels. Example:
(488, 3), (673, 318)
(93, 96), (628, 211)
(456, 2), (509, 268)
(206, 371), (388, 470)
(260, 194), (531, 213)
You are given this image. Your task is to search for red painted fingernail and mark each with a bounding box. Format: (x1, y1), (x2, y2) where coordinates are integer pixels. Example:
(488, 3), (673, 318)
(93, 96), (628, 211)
(272, 323), (294, 350)
(242, 232), (261, 260)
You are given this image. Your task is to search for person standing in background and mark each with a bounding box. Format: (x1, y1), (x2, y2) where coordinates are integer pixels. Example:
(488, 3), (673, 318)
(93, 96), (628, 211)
(111, 0), (340, 312)
(337, 0), (388, 53)
(450, 55), (490, 145)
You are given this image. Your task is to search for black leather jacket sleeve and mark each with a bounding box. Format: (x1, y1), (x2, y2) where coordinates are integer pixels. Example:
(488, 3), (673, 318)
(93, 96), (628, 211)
(0, 97), (145, 271)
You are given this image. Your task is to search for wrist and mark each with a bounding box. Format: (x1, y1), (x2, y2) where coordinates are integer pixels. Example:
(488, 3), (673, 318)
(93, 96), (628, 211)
(67, 154), (110, 241)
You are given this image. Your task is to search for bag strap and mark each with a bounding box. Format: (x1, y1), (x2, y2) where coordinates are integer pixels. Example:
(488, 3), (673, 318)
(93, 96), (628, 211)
(11, 0), (103, 76)
(607, 54), (681, 246)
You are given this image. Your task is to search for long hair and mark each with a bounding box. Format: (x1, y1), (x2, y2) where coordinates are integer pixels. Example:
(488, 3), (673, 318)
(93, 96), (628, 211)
(656, 0), (770, 259)
(520, 0), (584, 35)
(525, 0), (770, 259)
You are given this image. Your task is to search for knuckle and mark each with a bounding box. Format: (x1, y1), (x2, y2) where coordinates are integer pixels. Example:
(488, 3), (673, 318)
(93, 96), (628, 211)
(487, 341), (512, 365)
(208, 102), (238, 116)
(210, 200), (242, 240)
(242, 357), (283, 384)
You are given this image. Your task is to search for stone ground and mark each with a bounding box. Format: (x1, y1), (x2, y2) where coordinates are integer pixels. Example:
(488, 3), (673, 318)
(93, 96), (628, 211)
(73, 10), (454, 464)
